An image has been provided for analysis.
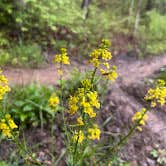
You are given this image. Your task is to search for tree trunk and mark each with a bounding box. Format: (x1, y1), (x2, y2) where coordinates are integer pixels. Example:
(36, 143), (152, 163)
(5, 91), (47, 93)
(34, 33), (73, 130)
(129, 0), (135, 17)
(134, 0), (143, 35)
(81, 0), (91, 19)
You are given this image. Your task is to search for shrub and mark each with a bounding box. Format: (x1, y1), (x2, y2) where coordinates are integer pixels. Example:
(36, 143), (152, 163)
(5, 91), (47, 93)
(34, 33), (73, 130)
(8, 84), (54, 128)
(138, 10), (166, 55)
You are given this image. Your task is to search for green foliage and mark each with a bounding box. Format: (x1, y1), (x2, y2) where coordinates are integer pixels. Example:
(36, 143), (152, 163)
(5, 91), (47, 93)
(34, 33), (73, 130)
(7, 84), (54, 127)
(0, 43), (43, 67)
(0, 49), (10, 66)
(10, 43), (43, 68)
(150, 145), (166, 165)
(157, 67), (166, 81)
(110, 157), (131, 166)
(0, 0), (166, 61)
(139, 10), (166, 55)
(0, 161), (8, 166)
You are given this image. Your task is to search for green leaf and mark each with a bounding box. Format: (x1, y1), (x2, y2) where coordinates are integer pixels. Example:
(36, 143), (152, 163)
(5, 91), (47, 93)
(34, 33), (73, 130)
(0, 161), (8, 166)
(20, 114), (27, 122)
(23, 105), (33, 112)
(150, 150), (158, 158)
(15, 101), (25, 107)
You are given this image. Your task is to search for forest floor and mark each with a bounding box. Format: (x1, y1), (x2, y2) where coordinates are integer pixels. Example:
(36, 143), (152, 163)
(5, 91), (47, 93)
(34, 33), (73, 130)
(2, 53), (166, 165)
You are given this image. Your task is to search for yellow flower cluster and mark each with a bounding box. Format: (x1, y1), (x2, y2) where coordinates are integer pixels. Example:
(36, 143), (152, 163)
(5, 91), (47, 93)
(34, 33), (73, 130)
(73, 124), (101, 143)
(0, 114), (18, 137)
(73, 130), (84, 143)
(88, 125), (101, 140)
(89, 39), (118, 82)
(68, 79), (101, 143)
(89, 40), (112, 68)
(100, 65), (118, 82)
(54, 48), (70, 65)
(0, 70), (17, 137)
(67, 79), (100, 118)
(132, 108), (148, 131)
(144, 79), (166, 107)
(76, 117), (84, 126)
(49, 93), (59, 111)
(0, 70), (11, 100)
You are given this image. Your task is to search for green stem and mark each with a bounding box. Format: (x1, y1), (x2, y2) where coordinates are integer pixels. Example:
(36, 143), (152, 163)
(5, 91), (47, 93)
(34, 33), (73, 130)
(50, 116), (55, 164)
(110, 109), (148, 153)
(73, 134), (79, 164)
(91, 67), (97, 86)
(12, 133), (42, 166)
(39, 109), (43, 132)
(59, 63), (68, 141)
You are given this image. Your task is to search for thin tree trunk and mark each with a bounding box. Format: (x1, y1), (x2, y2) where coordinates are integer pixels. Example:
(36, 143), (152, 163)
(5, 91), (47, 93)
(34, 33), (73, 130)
(128, 0), (135, 26)
(134, 0), (143, 35)
(129, 0), (135, 17)
(81, 0), (91, 19)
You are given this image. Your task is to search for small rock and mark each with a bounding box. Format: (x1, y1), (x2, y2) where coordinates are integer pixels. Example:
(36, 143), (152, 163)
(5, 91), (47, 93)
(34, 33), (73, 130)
(131, 160), (138, 166)
(147, 158), (155, 166)
(145, 146), (153, 152)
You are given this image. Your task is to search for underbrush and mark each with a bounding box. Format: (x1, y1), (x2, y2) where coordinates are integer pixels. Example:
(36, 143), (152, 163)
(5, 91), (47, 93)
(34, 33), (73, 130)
(0, 36), (44, 68)
(138, 10), (166, 56)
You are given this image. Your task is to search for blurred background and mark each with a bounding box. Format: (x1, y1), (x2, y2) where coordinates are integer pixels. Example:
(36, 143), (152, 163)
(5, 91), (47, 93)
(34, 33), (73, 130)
(0, 0), (166, 67)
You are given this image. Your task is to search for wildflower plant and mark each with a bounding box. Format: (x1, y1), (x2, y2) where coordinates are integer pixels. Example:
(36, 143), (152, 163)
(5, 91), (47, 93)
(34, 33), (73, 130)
(0, 69), (16, 138)
(145, 79), (166, 107)
(0, 70), (43, 165)
(61, 39), (119, 165)
(110, 79), (166, 154)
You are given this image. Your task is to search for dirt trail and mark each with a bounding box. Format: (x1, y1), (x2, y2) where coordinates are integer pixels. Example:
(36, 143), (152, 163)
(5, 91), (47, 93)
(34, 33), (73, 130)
(4, 54), (166, 86)
(4, 60), (87, 85)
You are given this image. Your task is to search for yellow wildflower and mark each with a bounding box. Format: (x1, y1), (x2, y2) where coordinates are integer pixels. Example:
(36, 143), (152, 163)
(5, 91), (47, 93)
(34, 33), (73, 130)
(68, 95), (79, 115)
(132, 108), (148, 131)
(54, 48), (70, 65)
(89, 57), (100, 67)
(100, 39), (111, 48)
(101, 49), (112, 61)
(76, 117), (84, 126)
(100, 67), (118, 82)
(90, 49), (101, 59)
(49, 93), (59, 109)
(0, 114), (18, 137)
(81, 79), (92, 90)
(88, 125), (101, 140)
(84, 106), (96, 118)
(0, 70), (10, 100)
(87, 91), (100, 109)
(103, 62), (110, 69)
(144, 79), (166, 107)
(73, 130), (84, 143)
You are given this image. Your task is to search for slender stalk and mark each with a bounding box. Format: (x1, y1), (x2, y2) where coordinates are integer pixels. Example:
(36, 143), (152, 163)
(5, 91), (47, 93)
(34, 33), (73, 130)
(73, 134), (79, 165)
(109, 109), (148, 153)
(12, 133), (42, 166)
(59, 62), (69, 142)
(39, 109), (43, 132)
(91, 67), (97, 85)
(50, 115), (55, 164)
(96, 109), (148, 164)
